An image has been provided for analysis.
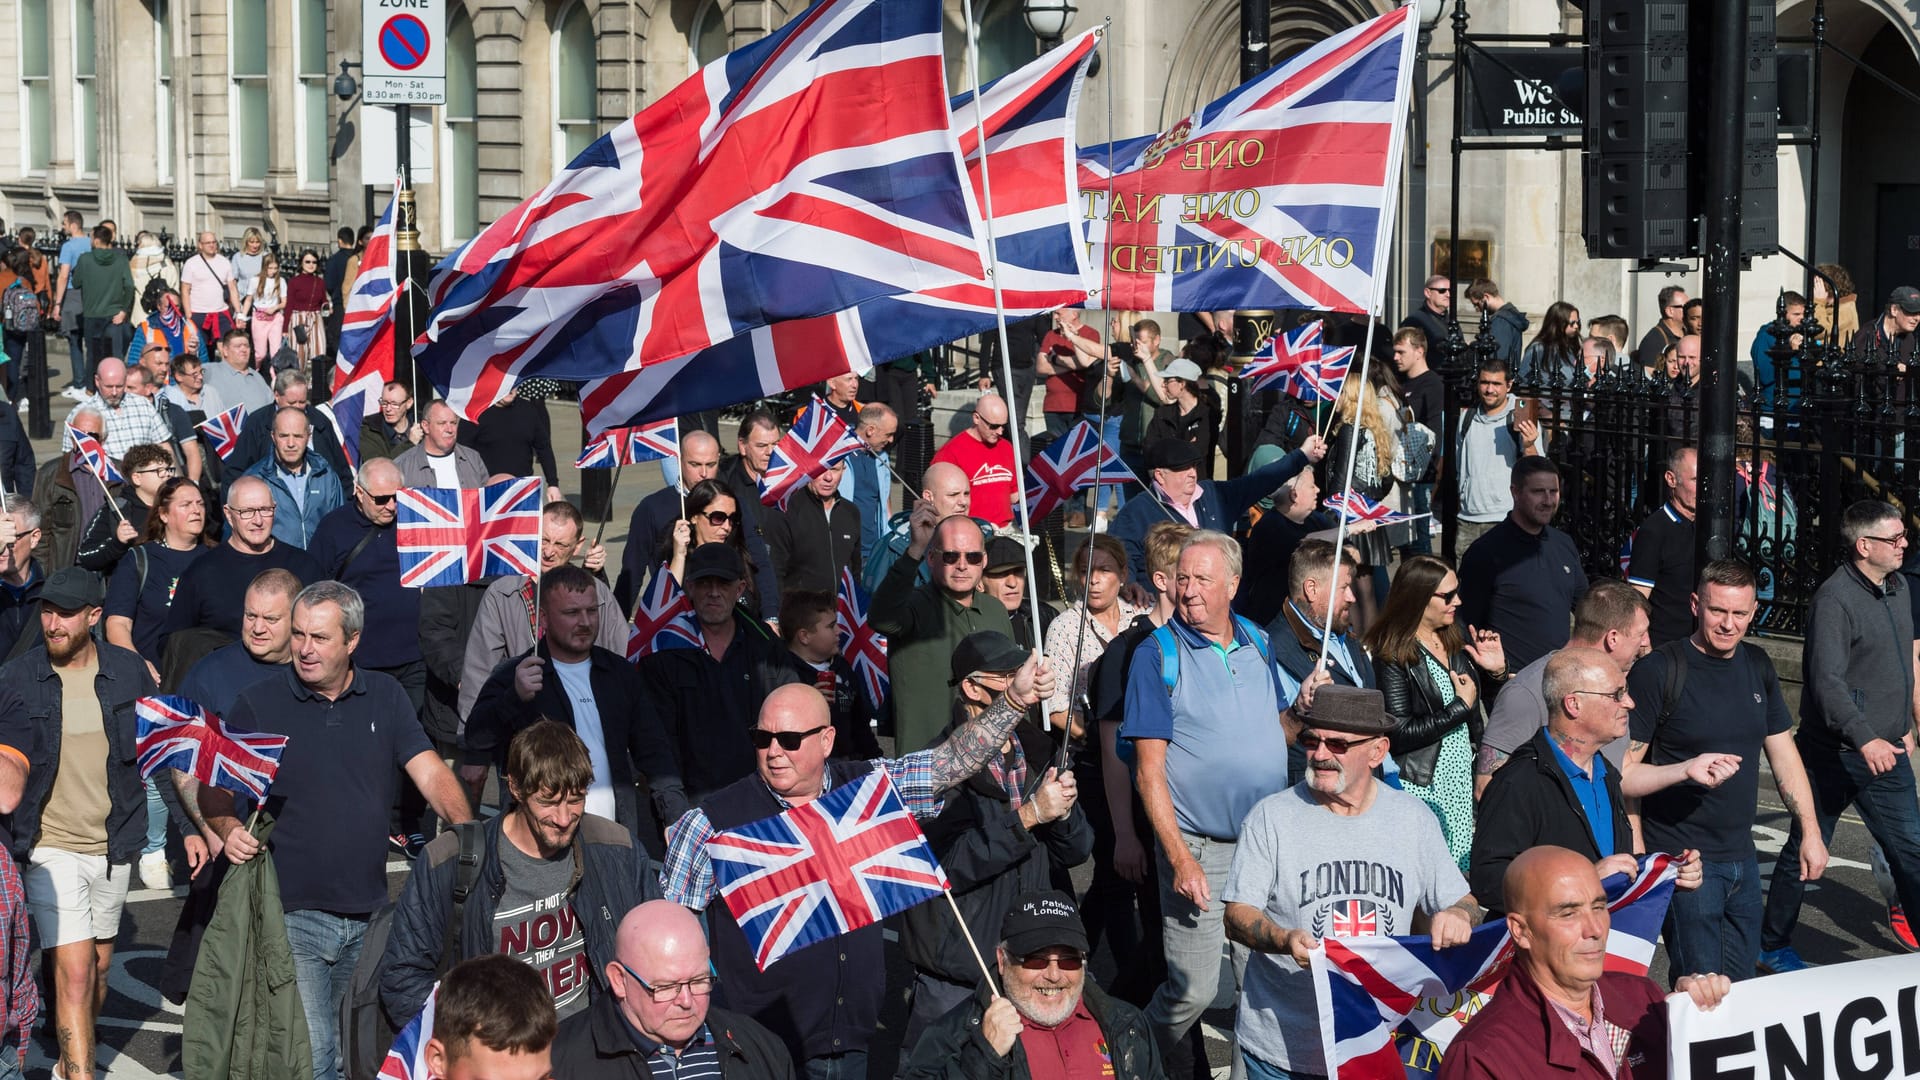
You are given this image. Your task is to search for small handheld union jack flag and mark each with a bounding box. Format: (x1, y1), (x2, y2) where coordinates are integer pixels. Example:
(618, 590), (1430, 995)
(626, 567), (703, 660)
(835, 568), (888, 710)
(576, 418), (680, 469)
(1023, 420), (1139, 521)
(1323, 490), (1415, 526)
(67, 424), (123, 484)
(196, 405), (246, 462)
(1239, 320), (1324, 393)
(710, 768), (949, 971)
(134, 695), (290, 803)
(395, 476), (544, 588)
(330, 370), (385, 471)
(1284, 346), (1354, 403)
(378, 984), (436, 1080)
(758, 398), (863, 510)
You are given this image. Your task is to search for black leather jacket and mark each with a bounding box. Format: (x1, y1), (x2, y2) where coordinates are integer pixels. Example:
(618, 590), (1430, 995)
(1377, 647), (1483, 788)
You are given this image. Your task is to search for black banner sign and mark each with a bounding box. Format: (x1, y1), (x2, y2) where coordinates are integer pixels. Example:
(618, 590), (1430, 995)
(1463, 46), (1582, 138)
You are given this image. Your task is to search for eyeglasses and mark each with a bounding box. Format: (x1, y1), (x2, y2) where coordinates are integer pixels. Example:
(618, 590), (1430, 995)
(1015, 951), (1085, 971)
(1296, 733), (1379, 754)
(1432, 588), (1459, 603)
(1571, 687), (1631, 703)
(748, 725), (831, 751)
(618, 963), (717, 1004)
(229, 506), (275, 519)
(134, 466), (177, 478)
(701, 510), (740, 527)
(939, 550), (986, 566)
(380, 398), (411, 409)
(1862, 533), (1910, 547)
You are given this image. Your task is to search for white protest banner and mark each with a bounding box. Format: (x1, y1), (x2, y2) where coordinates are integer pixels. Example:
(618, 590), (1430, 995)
(1668, 953), (1920, 1079)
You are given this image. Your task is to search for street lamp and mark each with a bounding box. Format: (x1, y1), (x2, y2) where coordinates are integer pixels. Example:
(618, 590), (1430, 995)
(1021, 0), (1076, 46)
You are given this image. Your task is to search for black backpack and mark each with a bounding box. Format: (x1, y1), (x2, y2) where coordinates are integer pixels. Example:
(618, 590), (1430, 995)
(339, 820), (485, 1080)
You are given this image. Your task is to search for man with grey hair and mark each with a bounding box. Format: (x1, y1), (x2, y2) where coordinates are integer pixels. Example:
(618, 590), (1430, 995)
(200, 580), (473, 1080)
(1120, 529), (1327, 1079)
(162, 474), (321, 641)
(0, 499), (45, 658)
(229, 368), (351, 485)
(841, 401), (897, 564)
(32, 404), (115, 573)
(394, 400), (488, 490)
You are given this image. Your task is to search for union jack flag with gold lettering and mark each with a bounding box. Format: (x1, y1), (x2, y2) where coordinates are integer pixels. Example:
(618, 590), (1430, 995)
(627, 568), (704, 660)
(1077, 7), (1417, 315)
(1023, 419), (1138, 520)
(416, 0), (986, 421)
(134, 695), (289, 803)
(710, 768), (949, 970)
(1240, 319), (1324, 392)
(395, 477), (544, 588)
(759, 398), (862, 510)
(835, 568), (888, 710)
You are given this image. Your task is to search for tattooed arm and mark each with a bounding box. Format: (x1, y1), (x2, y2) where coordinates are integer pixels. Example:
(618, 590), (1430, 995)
(1764, 730), (1828, 881)
(1226, 902), (1316, 967)
(1472, 745), (1509, 800)
(921, 650), (1056, 792)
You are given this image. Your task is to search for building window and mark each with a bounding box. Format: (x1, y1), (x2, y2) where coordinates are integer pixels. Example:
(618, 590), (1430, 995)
(154, 0), (172, 181)
(690, 0), (728, 71)
(73, 0), (97, 175)
(442, 10), (479, 245)
(294, 0), (329, 185)
(20, 0), (50, 172)
(231, 0), (269, 182)
(553, 1), (597, 167)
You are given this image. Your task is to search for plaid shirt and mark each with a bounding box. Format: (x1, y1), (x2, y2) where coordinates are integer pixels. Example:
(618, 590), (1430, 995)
(660, 752), (940, 907)
(0, 848), (36, 1055)
(62, 392), (173, 460)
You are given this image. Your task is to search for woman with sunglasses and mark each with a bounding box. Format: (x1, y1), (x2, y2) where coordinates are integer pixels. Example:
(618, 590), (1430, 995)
(655, 480), (770, 615)
(75, 442), (175, 575)
(286, 248), (330, 373)
(1366, 554), (1507, 872)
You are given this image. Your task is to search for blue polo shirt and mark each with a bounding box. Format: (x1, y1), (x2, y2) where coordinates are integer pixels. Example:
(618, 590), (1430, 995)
(1120, 616), (1291, 841)
(1545, 735), (1615, 856)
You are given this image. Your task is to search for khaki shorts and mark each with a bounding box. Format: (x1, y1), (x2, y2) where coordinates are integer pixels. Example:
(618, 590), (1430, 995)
(24, 847), (131, 948)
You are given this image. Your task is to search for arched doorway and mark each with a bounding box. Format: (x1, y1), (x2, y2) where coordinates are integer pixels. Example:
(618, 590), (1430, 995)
(1837, 20), (1920, 313)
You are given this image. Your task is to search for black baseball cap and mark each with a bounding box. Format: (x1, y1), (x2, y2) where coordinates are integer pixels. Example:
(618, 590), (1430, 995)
(1000, 891), (1089, 958)
(949, 630), (1028, 685)
(1892, 286), (1920, 315)
(984, 536), (1028, 575)
(40, 567), (104, 611)
(684, 542), (743, 583)
(1144, 438), (1203, 472)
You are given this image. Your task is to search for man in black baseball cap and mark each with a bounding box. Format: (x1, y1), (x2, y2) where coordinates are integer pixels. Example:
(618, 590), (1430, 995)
(1860, 284), (1920, 358)
(981, 539), (1053, 652)
(903, 889), (1162, 1080)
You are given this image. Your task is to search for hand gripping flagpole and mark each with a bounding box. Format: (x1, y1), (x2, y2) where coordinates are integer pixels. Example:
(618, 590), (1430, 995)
(962, 0), (1050, 686)
(1313, 11), (1420, 685)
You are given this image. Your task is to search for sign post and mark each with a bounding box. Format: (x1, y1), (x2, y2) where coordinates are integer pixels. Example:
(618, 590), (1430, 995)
(362, 0), (442, 398)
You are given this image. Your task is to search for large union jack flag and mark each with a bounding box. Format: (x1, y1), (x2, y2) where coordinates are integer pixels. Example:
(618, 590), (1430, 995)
(195, 404), (246, 462)
(1077, 7), (1417, 314)
(378, 985), (436, 1080)
(627, 568), (704, 660)
(1311, 854), (1678, 1080)
(417, 0), (986, 421)
(333, 190), (398, 391)
(396, 477), (544, 588)
(711, 768), (949, 970)
(66, 424), (123, 484)
(1240, 319), (1324, 393)
(758, 398), (862, 510)
(1323, 490), (1414, 526)
(577, 418), (680, 469)
(835, 568), (888, 710)
(575, 31), (1100, 434)
(134, 695), (290, 803)
(1024, 419), (1138, 521)
(1285, 346), (1354, 403)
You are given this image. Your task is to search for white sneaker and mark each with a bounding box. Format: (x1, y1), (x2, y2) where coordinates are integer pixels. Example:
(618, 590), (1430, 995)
(60, 385), (87, 401)
(138, 850), (171, 891)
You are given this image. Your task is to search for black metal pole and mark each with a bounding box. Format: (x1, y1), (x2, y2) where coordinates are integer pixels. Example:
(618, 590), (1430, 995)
(1439, 0), (1470, 563)
(1240, 0), (1269, 82)
(1696, 0), (1745, 567)
(1804, 0), (1823, 309)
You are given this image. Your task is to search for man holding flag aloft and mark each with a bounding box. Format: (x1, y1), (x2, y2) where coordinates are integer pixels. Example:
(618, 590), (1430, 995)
(659, 654), (1057, 1078)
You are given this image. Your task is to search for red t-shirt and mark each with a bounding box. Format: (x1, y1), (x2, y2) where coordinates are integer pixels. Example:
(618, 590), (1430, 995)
(1017, 1001), (1114, 1080)
(929, 429), (1017, 526)
(1040, 323), (1102, 414)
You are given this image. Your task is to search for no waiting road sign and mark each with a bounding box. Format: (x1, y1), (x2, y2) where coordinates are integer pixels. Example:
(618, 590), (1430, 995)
(364, 0), (445, 103)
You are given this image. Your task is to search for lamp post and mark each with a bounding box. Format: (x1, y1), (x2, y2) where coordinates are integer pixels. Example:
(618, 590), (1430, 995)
(1020, 0), (1075, 47)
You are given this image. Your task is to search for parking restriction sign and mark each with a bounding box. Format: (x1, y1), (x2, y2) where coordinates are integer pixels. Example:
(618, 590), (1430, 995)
(363, 0), (446, 105)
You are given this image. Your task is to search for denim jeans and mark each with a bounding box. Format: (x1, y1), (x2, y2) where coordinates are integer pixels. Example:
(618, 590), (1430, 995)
(0, 1043), (19, 1080)
(1762, 740), (1920, 951)
(1242, 1049), (1324, 1080)
(1148, 832), (1245, 1078)
(284, 908), (369, 1080)
(142, 778), (167, 855)
(803, 1050), (867, 1080)
(1662, 853), (1761, 981)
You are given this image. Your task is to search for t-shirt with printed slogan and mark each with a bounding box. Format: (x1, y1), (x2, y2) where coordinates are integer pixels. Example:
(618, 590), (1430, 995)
(1223, 784), (1469, 1076)
(493, 838), (592, 1019)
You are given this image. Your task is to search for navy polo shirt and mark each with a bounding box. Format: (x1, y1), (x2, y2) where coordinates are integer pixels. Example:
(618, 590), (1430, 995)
(1457, 518), (1590, 672)
(226, 664), (432, 915)
(1626, 505), (1696, 645)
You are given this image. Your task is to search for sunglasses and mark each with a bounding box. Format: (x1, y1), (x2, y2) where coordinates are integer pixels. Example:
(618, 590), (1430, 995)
(1433, 588), (1459, 603)
(360, 489), (398, 505)
(748, 725), (830, 751)
(1015, 952), (1085, 971)
(940, 550), (986, 566)
(702, 510), (740, 527)
(1297, 733), (1379, 754)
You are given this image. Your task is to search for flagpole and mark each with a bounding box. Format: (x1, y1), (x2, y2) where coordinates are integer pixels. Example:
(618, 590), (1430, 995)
(594, 464), (622, 547)
(961, 0), (1046, 668)
(1312, 10), (1419, 684)
(944, 889), (1000, 996)
(93, 467), (126, 522)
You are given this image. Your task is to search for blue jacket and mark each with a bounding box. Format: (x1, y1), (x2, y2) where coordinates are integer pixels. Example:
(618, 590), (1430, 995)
(1108, 450), (1311, 586)
(0, 640), (158, 863)
(840, 447), (889, 564)
(243, 451), (344, 549)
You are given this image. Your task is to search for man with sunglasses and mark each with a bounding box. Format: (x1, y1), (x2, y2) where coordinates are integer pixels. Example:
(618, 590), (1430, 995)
(357, 381), (422, 464)
(660, 659), (1057, 1077)
(1760, 499), (1920, 971)
(553, 900), (792, 1080)
(1635, 285), (1689, 371)
(1399, 274), (1452, 354)
(310, 455), (427, 717)
(903, 891), (1162, 1080)
(929, 393), (1018, 528)
(1224, 686), (1481, 1080)
(1470, 648), (1708, 917)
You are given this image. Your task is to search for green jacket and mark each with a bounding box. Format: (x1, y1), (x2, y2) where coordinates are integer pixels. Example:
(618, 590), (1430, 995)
(868, 550), (1013, 752)
(184, 816), (313, 1080)
(71, 249), (135, 320)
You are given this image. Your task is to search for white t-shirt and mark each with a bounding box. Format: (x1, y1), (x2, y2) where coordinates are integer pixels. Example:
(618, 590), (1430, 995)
(425, 450), (462, 489)
(550, 658), (616, 822)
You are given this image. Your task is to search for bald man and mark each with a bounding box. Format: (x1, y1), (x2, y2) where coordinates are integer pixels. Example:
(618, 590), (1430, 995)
(310, 457), (427, 712)
(861, 460), (982, 591)
(553, 901), (793, 1079)
(162, 474), (322, 641)
(241, 405), (344, 547)
(615, 428), (723, 611)
(929, 393), (1018, 527)
(840, 402), (897, 564)
(62, 356), (173, 461)
(394, 400), (488, 489)
(1438, 847), (1728, 1080)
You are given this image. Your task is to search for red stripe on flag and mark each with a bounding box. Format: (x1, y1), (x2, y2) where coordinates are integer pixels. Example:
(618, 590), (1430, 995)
(1320, 937), (1421, 1016)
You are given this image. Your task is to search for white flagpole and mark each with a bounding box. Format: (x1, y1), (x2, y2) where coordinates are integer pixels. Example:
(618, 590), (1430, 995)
(1314, 10), (1421, 682)
(960, 0), (1047, 680)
